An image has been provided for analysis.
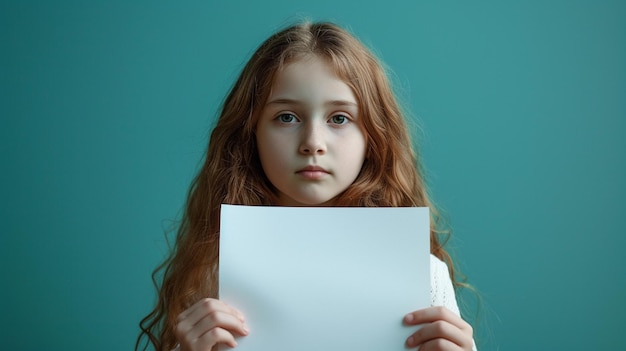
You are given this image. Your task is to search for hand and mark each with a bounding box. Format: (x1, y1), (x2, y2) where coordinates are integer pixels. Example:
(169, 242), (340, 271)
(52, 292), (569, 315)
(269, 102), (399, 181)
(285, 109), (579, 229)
(403, 306), (473, 351)
(175, 298), (249, 351)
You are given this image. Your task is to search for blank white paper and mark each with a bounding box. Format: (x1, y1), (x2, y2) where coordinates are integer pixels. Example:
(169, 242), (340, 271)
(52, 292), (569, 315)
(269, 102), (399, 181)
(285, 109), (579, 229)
(219, 205), (430, 351)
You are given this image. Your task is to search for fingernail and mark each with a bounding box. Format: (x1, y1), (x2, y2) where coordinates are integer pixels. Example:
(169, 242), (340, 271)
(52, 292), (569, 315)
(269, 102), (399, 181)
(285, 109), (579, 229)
(404, 313), (414, 323)
(407, 336), (415, 347)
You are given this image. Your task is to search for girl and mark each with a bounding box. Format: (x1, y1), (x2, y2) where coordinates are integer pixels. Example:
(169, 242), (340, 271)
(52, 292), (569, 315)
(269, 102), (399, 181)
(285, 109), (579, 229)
(138, 22), (475, 351)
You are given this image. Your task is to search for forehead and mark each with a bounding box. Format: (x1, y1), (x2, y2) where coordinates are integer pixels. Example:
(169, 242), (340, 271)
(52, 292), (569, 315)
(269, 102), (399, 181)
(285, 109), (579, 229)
(268, 56), (357, 105)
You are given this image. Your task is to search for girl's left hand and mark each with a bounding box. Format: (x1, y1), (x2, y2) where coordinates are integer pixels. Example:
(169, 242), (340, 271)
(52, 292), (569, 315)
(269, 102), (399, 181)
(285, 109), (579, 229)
(403, 306), (473, 350)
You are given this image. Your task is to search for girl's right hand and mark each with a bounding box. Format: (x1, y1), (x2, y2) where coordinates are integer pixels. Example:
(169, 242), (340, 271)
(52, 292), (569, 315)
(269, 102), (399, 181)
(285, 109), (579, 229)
(175, 298), (249, 351)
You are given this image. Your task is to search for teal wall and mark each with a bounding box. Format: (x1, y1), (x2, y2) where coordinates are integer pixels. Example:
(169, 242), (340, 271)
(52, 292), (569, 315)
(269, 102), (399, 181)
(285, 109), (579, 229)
(2, 1), (625, 350)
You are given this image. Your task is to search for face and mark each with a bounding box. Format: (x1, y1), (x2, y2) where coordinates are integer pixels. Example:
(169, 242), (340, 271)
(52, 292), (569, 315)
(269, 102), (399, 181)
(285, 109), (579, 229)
(256, 56), (367, 206)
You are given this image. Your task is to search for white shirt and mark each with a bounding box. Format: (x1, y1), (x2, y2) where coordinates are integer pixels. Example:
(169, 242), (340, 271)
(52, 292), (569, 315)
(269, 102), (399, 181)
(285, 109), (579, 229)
(430, 254), (461, 311)
(430, 254), (478, 351)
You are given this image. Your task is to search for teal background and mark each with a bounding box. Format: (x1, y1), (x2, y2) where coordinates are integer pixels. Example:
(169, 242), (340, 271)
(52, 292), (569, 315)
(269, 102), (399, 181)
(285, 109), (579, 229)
(2, 1), (624, 350)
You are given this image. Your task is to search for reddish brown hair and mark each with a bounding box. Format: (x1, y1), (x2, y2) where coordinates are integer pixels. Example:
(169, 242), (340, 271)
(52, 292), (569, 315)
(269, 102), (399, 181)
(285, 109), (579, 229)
(137, 21), (458, 351)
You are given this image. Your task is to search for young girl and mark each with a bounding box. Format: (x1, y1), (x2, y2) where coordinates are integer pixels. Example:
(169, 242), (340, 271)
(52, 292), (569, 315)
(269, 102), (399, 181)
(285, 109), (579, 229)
(138, 22), (475, 351)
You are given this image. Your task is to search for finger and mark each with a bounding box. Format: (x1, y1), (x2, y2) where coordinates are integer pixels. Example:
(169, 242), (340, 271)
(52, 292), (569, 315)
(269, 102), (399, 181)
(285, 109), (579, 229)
(185, 310), (249, 341)
(406, 320), (470, 349)
(179, 298), (245, 322)
(404, 306), (471, 332)
(414, 337), (460, 351)
(194, 328), (237, 350)
(178, 298), (244, 329)
(176, 299), (247, 344)
(184, 327), (238, 351)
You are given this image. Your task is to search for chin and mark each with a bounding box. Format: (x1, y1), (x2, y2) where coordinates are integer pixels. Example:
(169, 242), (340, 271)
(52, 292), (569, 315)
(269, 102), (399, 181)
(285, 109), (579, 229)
(279, 194), (337, 207)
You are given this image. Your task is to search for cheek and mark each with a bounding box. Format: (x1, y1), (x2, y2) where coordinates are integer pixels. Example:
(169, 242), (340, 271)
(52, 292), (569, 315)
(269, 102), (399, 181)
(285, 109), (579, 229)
(338, 134), (367, 176)
(352, 131), (368, 162)
(256, 128), (285, 168)
(357, 143), (368, 170)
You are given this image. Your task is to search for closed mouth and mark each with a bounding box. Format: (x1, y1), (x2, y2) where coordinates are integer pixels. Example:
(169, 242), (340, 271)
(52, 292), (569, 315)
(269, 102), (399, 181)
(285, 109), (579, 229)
(296, 165), (330, 179)
(297, 165), (329, 173)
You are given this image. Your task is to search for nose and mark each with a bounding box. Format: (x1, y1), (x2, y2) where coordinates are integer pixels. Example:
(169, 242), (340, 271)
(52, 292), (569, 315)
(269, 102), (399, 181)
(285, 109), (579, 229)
(299, 122), (326, 155)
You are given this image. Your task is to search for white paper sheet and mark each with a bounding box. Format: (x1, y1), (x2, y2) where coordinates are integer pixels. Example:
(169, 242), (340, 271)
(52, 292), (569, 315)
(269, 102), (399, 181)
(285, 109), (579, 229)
(219, 205), (430, 351)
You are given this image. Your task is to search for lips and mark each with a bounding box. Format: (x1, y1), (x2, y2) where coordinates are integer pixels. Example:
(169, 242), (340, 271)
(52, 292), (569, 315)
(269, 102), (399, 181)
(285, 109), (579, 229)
(296, 165), (329, 180)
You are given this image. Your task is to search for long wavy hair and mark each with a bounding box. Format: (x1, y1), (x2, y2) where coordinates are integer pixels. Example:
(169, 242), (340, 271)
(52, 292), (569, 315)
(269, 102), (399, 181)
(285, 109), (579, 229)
(137, 21), (460, 351)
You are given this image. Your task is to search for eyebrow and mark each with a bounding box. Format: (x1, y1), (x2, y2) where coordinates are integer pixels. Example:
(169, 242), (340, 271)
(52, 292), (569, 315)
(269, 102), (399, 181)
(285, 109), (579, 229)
(265, 98), (357, 107)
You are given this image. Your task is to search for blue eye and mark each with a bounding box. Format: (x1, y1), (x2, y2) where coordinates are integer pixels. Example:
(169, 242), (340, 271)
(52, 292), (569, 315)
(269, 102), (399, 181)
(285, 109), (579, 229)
(329, 115), (348, 125)
(277, 114), (298, 123)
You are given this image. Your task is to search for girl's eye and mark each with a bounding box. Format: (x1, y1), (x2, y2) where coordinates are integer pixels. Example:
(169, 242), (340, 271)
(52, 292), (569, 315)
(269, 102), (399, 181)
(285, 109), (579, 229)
(329, 115), (348, 125)
(277, 114), (298, 123)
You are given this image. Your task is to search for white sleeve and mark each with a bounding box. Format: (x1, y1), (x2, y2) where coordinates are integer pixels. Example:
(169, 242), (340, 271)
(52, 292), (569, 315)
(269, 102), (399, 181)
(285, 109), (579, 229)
(430, 254), (478, 351)
(429, 254), (461, 313)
